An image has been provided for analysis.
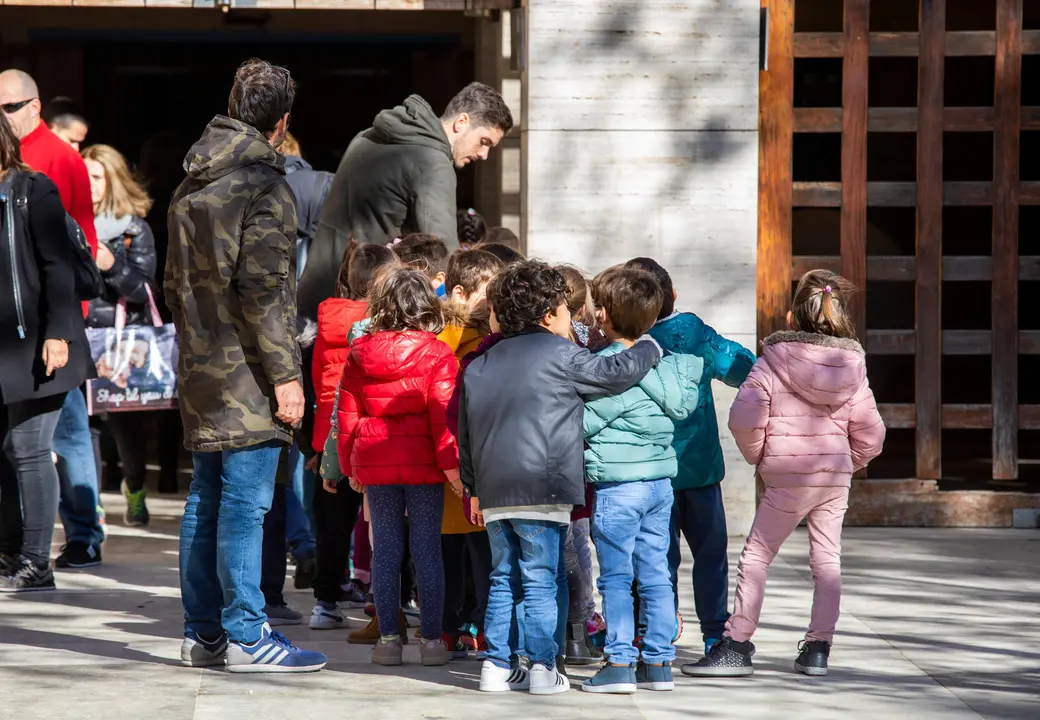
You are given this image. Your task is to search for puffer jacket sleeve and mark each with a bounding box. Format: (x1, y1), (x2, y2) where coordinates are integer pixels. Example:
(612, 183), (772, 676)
(335, 368), (365, 479)
(234, 181), (301, 387)
(103, 220), (157, 305)
(639, 354), (702, 421)
(427, 347), (460, 471)
(848, 379), (886, 470)
(728, 358), (773, 466)
(703, 322), (756, 387)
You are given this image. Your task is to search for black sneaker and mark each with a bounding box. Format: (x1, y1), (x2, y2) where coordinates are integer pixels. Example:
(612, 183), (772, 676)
(681, 636), (754, 677)
(794, 639), (830, 676)
(0, 559), (56, 593)
(293, 554), (317, 590)
(565, 621), (603, 665)
(55, 542), (102, 569)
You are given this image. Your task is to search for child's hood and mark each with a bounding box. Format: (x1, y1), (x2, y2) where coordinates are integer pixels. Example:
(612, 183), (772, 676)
(349, 330), (443, 381)
(318, 298), (368, 348)
(761, 331), (866, 406)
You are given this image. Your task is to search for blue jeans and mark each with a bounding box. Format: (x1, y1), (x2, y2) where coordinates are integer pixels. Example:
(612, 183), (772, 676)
(285, 443), (316, 559)
(54, 389), (103, 548)
(667, 483), (730, 640)
(485, 518), (567, 668)
(592, 479), (676, 665)
(180, 440), (282, 644)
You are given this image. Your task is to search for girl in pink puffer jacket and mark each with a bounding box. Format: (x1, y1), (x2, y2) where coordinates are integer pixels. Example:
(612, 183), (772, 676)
(683, 270), (885, 680)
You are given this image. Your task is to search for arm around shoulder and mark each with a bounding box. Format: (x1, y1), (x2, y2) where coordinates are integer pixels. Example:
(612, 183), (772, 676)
(566, 339), (661, 397)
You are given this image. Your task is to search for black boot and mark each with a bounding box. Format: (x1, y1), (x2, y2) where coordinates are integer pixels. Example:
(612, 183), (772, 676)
(566, 621), (603, 666)
(794, 639), (830, 676)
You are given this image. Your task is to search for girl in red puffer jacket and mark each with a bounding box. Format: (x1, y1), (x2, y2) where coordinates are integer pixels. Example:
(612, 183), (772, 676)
(334, 266), (460, 668)
(309, 240), (397, 629)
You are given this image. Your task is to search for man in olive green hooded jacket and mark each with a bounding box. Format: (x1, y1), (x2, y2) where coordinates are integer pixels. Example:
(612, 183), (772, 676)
(297, 82), (513, 321)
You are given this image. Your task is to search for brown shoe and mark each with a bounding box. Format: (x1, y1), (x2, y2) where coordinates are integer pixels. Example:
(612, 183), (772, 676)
(371, 637), (404, 666)
(348, 612), (411, 645)
(348, 616), (381, 645)
(419, 638), (450, 667)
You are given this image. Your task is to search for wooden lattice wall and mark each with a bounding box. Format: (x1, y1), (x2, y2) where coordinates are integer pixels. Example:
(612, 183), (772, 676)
(760, 0), (1039, 485)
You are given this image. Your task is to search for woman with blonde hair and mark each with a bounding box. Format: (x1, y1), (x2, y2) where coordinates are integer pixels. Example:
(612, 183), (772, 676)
(82, 144), (158, 527)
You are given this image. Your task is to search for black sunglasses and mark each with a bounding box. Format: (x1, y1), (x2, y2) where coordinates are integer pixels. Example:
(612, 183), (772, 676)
(1, 98), (35, 115)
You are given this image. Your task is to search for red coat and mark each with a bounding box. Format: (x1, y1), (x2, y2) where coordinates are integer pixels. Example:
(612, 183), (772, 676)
(337, 330), (459, 486)
(20, 122), (98, 317)
(311, 298), (368, 451)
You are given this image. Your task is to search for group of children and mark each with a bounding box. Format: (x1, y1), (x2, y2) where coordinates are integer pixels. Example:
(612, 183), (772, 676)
(283, 226), (886, 694)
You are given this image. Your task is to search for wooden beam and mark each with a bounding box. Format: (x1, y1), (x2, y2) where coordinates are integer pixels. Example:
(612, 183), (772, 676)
(880, 404), (1040, 430)
(758, 0), (795, 346)
(793, 256), (1040, 282)
(793, 30), (1040, 57)
(866, 330), (1040, 355)
(794, 107), (1040, 133)
(842, 0), (868, 345)
(792, 181), (1003, 206)
(916, 0), (944, 479)
(993, 0), (1022, 480)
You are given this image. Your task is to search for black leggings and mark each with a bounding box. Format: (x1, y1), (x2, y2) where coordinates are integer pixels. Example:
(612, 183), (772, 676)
(104, 413), (148, 493)
(442, 531), (492, 634)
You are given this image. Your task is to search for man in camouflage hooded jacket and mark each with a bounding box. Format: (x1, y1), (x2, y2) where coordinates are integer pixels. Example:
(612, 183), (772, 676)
(165, 59), (326, 673)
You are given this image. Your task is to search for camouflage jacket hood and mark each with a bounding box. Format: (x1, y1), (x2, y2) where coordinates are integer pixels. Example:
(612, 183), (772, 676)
(164, 116), (300, 453)
(183, 116), (285, 183)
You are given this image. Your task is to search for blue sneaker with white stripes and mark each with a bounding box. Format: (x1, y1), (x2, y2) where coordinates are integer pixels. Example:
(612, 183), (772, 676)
(226, 623), (327, 673)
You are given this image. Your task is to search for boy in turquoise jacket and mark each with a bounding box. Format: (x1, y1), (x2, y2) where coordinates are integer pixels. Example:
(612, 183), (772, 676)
(580, 266), (701, 695)
(626, 258), (756, 655)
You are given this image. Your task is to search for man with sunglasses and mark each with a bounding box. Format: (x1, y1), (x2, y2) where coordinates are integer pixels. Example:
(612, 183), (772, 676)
(0, 71), (96, 259)
(166, 58), (326, 674)
(0, 70), (105, 575)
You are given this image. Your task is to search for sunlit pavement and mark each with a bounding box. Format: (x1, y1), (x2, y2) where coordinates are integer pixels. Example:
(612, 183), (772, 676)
(1, 493), (1037, 720)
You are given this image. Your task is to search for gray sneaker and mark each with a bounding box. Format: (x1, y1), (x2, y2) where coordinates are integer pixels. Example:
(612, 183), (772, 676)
(371, 636), (404, 666)
(0, 559), (55, 593)
(264, 603), (303, 626)
(419, 638), (450, 666)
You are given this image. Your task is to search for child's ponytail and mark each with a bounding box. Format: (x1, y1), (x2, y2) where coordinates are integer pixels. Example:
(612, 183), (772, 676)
(790, 269), (857, 339)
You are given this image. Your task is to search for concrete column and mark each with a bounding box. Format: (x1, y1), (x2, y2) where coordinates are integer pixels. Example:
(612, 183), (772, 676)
(474, 10), (522, 235)
(523, 0), (760, 534)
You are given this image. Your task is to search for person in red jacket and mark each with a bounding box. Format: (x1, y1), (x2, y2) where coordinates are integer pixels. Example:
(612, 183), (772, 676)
(0, 70), (97, 260)
(333, 266), (459, 668)
(308, 240), (398, 631)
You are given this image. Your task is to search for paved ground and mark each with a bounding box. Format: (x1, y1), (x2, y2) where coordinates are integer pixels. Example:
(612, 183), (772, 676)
(1, 493), (1038, 720)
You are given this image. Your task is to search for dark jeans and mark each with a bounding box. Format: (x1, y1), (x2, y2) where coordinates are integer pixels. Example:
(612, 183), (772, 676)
(367, 484), (444, 639)
(667, 483), (731, 641)
(105, 412), (148, 493)
(180, 440), (281, 644)
(442, 531), (492, 634)
(0, 393), (66, 564)
(261, 484), (289, 607)
(312, 480), (362, 604)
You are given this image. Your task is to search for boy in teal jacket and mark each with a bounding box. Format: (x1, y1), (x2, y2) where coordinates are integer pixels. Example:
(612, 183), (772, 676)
(580, 266), (701, 695)
(627, 258), (756, 655)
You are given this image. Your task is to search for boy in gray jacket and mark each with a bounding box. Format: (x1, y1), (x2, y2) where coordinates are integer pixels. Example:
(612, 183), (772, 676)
(458, 260), (661, 695)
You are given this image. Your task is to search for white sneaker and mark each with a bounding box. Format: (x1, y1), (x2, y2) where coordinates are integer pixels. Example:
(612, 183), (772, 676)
(479, 659), (530, 692)
(309, 602), (345, 630)
(529, 662), (570, 695)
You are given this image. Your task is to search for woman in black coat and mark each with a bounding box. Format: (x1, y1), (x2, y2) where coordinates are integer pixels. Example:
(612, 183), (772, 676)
(82, 144), (158, 527)
(0, 112), (92, 592)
